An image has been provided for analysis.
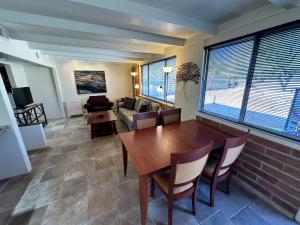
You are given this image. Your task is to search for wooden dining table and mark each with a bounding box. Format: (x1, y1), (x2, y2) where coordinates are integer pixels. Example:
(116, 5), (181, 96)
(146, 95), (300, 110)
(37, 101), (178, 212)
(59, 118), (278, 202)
(119, 120), (233, 225)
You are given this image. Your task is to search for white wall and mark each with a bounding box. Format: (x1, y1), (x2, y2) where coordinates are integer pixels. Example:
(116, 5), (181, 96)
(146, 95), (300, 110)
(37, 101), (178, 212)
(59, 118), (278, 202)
(23, 64), (63, 119)
(55, 60), (133, 106)
(143, 38), (206, 121)
(5, 63), (28, 88)
(0, 39), (55, 68)
(0, 39), (57, 179)
(20, 124), (46, 151)
(0, 75), (31, 180)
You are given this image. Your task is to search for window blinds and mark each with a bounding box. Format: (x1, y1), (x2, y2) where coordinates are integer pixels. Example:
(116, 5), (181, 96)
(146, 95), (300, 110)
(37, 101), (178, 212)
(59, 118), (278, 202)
(201, 22), (300, 140)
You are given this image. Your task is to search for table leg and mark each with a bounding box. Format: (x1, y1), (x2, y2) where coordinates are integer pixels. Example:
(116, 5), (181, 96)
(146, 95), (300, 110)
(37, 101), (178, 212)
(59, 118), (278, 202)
(122, 143), (128, 176)
(113, 121), (118, 134)
(139, 175), (148, 225)
(91, 124), (94, 139)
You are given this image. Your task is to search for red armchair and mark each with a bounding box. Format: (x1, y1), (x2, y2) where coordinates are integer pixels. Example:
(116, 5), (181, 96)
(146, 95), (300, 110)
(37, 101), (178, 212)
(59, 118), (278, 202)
(83, 95), (113, 112)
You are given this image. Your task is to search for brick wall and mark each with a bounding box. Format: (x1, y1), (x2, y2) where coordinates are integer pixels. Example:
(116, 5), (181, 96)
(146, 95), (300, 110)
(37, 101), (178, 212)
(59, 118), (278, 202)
(196, 116), (300, 216)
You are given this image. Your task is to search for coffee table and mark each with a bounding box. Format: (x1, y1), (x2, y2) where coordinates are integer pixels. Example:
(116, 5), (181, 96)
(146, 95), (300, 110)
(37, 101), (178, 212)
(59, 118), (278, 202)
(87, 110), (118, 139)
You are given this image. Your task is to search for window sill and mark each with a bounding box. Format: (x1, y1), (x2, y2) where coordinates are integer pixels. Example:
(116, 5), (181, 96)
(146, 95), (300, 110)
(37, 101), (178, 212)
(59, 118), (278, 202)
(139, 95), (175, 107)
(196, 111), (300, 151)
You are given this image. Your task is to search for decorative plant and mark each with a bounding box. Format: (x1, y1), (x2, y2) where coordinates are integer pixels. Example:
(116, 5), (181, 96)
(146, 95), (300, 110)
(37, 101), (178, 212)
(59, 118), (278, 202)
(176, 62), (200, 84)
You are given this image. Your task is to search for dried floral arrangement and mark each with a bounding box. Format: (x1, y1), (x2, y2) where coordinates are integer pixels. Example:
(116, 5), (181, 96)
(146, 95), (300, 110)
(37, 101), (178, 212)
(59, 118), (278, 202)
(176, 62), (200, 84)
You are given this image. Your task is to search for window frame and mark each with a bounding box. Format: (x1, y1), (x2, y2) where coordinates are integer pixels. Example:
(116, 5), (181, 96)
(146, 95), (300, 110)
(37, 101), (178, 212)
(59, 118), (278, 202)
(200, 20), (300, 142)
(141, 56), (176, 104)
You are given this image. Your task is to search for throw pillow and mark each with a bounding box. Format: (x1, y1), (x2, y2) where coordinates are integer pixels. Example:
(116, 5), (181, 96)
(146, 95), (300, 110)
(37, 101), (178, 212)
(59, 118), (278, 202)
(148, 102), (160, 112)
(123, 97), (136, 110)
(136, 99), (145, 112)
(134, 98), (140, 111)
(139, 103), (148, 112)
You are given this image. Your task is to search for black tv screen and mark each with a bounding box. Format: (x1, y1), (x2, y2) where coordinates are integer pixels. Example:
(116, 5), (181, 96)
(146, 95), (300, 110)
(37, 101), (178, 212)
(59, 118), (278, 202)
(13, 87), (33, 108)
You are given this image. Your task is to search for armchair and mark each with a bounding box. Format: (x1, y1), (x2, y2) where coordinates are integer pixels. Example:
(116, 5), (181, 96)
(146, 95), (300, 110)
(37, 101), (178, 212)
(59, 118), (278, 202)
(83, 95), (113, 113)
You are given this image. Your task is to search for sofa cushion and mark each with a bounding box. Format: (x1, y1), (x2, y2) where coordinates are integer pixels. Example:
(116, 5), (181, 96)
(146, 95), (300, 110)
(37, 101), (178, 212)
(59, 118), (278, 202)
(122, 97), (136, 110)
(136, 99), (149, 112)
(148, 102), (160, 112)
(88, 95), (107, 106)
(134, 98), (140, 111)
(119, 108), (136, 131)
(119, 108), (137, 116)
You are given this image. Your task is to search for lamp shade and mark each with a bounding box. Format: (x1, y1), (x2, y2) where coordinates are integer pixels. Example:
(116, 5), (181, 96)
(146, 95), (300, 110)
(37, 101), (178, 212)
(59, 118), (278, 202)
(157, 86), (163, 93)
(163, 66), (173, 73)
(131, 72), (138, 77)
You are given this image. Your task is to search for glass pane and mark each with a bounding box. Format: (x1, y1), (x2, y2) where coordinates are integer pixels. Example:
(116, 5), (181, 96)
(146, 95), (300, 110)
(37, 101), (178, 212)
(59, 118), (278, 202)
(203, 40), (254, 119)
(166, 57), (176, 103)
(245, 27), (300, 139)
(149, 60), (165, 101)
(141, 65), (148, 96)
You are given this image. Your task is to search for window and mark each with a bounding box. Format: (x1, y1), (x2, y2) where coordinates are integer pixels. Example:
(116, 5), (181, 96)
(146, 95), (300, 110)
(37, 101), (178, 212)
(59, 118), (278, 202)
(201, 22), (300, 141)
(203, 39), (254, 120)
(141, 65), (148, 96)
(149, 60), (165, 100)
(166, 57), (176, 103)
(141, 57), (176, 103)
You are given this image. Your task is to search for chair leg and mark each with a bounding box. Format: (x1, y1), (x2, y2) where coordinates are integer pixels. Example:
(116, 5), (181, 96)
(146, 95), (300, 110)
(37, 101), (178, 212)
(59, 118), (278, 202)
(150, 177), (155, 198)
(226, 174), (232, 195)
(192, 191), (196, 215)
(210, 178), (217, 207)
(168, 200), (173, 225)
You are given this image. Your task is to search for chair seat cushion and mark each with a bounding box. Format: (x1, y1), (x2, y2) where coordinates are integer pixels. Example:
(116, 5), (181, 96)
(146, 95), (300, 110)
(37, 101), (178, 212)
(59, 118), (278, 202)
(203, 156), (229, 177)
(153, 172), (193, 194)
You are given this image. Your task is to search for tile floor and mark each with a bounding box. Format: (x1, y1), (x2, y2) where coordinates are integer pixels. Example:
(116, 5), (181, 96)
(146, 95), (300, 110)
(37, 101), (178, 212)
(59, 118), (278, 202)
(0, 114), (298, 225)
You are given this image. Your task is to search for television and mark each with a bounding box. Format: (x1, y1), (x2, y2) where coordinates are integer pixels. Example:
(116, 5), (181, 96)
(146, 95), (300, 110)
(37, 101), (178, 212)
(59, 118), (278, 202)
(12, 87), (33, 108)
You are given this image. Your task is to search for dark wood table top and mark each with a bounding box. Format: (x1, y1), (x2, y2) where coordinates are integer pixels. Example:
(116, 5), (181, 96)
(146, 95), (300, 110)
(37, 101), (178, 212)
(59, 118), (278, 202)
(119, 120), (234, 176)
(87, 110), (117, 125)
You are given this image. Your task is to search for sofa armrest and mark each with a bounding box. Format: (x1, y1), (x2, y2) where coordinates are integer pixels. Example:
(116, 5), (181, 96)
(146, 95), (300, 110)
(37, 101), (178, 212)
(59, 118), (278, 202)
(106, 101), (114, 110)
(83, 103), (92, 110)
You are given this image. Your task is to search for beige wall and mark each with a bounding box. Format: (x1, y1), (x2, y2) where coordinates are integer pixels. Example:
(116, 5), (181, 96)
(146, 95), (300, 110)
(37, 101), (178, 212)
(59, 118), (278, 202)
(55, 61), (133, 106)
(142, 39), (206, 121)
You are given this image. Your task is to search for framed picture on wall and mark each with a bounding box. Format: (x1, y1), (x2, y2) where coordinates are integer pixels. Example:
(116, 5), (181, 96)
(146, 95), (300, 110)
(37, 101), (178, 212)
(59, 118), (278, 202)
(74, 70), (107, 94)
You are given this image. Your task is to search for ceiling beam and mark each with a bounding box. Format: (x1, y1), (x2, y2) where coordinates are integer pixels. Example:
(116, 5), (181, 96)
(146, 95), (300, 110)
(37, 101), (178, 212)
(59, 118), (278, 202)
(28, 42), (150, 59)
(268, 0), (300, 9)
(0, 9), (184, 46)
(51, 55), (139, 63)
(218, 4), (285, 33)
(41, 51), (144, 61)
(70, 0), (217, 34)
(12, 32), (165, 54)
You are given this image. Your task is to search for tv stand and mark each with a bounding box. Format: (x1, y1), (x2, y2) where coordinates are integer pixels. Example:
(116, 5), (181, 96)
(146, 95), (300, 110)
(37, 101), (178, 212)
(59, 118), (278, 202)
(14, 103), (48, 127)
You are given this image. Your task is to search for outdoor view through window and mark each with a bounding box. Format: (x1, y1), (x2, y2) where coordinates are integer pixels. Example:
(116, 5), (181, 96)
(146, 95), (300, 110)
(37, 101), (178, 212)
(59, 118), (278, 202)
(202, 24), (300, 140)
(142, 57), (176, 103)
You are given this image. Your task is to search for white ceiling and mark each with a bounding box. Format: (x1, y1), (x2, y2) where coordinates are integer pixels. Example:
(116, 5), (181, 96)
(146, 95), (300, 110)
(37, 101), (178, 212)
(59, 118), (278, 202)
(0, 0), (295, 63)
(129, 0), (269, 23)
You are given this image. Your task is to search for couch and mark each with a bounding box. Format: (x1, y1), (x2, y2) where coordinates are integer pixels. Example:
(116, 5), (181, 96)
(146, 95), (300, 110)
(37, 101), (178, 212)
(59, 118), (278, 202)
(119, 97), (160, 131)
(83, 95), (113, 112)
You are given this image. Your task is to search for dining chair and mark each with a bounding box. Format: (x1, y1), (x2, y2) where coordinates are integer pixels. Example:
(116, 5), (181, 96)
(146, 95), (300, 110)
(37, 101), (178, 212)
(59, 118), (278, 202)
(133, 111), (158, 130)
(203, 132), (249, 207)
(160, 108), (181, 125)
(150, 142), (213, 225)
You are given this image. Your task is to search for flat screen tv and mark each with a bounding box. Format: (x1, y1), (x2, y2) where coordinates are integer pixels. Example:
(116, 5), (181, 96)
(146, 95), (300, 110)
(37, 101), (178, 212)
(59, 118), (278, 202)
(12, 87), (33, 108)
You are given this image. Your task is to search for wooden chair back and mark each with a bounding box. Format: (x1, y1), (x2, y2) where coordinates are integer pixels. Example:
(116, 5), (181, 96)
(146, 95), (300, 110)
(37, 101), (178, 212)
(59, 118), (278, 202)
(133, 111), (158, 130)
(168, 142), (213, 195)
(215, 132), (249, 177)
(160, 108), (181, 125)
